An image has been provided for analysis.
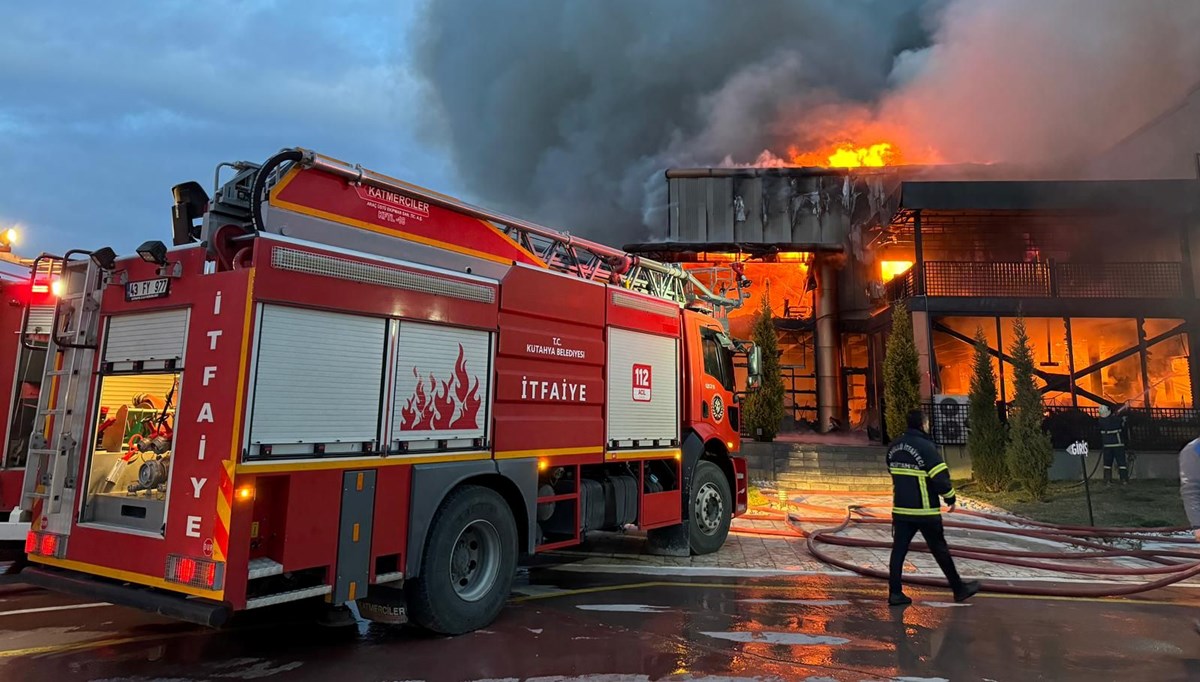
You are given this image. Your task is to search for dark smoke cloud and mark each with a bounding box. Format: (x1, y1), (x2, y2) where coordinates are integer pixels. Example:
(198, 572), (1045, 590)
(884, 0), (1200, 178)
(415, 0), (934, 242)
(415, 0), (1200, 243)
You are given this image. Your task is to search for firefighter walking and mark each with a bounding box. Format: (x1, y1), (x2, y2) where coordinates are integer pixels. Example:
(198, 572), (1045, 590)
(885, 409), (981, 606)
(1098, 404), (1129, 484)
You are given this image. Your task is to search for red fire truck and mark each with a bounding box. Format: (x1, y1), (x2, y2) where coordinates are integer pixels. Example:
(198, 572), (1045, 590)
(0, 255), (60, 543)
(15, 149), (760, 634)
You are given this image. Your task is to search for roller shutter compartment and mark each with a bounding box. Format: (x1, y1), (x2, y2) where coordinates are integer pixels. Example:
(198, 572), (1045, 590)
(607, 327), (679, 446)
(248, 305), (386, 455)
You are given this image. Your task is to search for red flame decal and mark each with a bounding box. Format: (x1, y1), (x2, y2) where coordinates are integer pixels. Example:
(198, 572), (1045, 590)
(432, 380), (455, 429)
(400, 344), (481, 432)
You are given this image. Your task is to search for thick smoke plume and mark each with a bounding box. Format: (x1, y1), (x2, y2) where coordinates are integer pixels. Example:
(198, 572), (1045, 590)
(415, 0), (1200, 243)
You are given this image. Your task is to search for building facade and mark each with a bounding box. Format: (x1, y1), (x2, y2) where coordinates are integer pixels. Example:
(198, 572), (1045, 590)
(628, 169), (1200, 453)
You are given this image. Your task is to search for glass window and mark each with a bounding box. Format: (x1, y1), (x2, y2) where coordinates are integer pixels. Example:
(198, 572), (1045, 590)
(778, 330), (817, 427)
(932, 316), (1001, 399)
(1144, 319), (1191, 408)
(1069, 318), (1142, 407)
(701, 329), (734, 392)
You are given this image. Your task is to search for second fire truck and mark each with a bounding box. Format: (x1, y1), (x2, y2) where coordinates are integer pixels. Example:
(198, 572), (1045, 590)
(15, 148), (760, 634)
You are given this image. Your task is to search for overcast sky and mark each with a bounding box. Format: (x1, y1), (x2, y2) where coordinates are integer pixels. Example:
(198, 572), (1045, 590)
(0, 1), (454, 255)
(6, 2), (1197, 258)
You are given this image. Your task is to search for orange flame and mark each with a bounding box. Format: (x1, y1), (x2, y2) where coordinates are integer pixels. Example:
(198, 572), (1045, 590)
(790, 141), (899, 168)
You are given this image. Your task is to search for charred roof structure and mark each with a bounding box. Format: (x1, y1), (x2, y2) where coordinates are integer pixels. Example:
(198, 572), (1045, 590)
(629, 168), (1200, 455)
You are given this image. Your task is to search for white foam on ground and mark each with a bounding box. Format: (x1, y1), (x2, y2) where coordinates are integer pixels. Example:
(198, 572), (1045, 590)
(922, 601), (971, 608)
(575, 604), (673, 613)
(738, 598), (852, 606)
(701, 630), (850, 646)
(550, 564), (855, 578)
(550, 560), (1200, 588)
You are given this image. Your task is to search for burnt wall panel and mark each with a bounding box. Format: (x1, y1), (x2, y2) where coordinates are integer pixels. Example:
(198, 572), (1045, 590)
(707, 178), (735, 242)
(687, 179), (708, 241)
(668, 178), (682, 241)
(763, 177), (792, 242)
(664, 172), (877, 250)
(733, 177), (764, 242)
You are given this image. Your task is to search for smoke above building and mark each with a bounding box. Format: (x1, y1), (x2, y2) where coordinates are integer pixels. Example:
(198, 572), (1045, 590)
(414, 0), (1200, 243)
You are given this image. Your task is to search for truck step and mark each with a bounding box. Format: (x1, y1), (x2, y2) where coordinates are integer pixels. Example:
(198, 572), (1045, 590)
(373, 571), (404, 585)
(247, 558), (284, 581)
(245, 584), (332, 610)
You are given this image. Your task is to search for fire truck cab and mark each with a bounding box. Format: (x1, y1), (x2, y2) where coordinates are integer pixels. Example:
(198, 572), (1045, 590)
(16, 149), (760, 634)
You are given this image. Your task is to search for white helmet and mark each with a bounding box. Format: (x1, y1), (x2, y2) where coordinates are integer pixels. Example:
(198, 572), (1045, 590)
(1099, 405), (1111, 418)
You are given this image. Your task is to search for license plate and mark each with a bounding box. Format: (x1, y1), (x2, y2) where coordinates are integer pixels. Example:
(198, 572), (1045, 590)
(125, 277), (170, 301)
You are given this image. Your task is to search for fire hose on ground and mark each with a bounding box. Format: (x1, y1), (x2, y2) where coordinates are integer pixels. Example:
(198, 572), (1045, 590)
(730, 490), (1200, 599)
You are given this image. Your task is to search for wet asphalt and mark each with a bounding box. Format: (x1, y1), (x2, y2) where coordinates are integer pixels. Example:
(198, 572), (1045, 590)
(0, 562), (1198, 681)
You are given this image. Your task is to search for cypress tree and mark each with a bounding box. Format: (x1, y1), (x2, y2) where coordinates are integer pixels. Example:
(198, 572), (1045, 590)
(744, 291), (785, 441)
(1004, 315), (1054, 499)
(967, 326), (1008, 491)
(883, 302), (921, 440)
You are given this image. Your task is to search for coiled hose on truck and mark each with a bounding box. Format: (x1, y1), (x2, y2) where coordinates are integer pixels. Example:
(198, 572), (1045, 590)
(730, 490), (1200, 598)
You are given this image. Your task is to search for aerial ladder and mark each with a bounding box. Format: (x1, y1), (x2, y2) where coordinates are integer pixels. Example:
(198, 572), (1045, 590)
(176, 149), (748, 322)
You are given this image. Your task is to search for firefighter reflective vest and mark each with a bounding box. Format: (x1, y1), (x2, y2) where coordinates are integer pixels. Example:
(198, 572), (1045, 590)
(886, 428), (957, 519)
(1099, 414), (1125, 449)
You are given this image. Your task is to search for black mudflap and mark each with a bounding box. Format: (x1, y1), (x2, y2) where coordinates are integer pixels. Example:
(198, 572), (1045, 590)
(357, 584), (409, 625)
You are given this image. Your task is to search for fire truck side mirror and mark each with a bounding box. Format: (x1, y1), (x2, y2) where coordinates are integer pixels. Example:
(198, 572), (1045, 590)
(747, 345), (763, 390)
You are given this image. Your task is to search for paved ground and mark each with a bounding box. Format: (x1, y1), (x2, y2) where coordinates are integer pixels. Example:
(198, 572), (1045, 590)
(1, 492), (1198, 680)
(0, 567), (1198, 681)
(556, 492), (1200, 587)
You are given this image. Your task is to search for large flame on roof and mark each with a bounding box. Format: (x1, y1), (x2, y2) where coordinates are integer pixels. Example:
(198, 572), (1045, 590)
(789, 141), (899, 168)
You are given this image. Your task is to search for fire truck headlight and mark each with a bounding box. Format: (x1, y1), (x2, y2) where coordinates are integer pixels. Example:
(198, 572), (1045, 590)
(49, 279), (64, 297)
(89, 247), (117, 271)
(136, 240), (168, 266)
(1, 228), (16, 246)
(236, 485), (255, 502)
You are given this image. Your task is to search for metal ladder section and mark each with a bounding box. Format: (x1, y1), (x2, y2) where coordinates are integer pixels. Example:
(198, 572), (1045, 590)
(18, 257), (103, 534)
(294, 152), (746, 315)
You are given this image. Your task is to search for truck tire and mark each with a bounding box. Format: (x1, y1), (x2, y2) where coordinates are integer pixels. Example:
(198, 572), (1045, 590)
(406, 485), (518, 636)
(689, 460), (732, 555)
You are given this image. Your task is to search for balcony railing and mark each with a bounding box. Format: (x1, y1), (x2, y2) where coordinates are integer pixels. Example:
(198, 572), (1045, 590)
(923, 401), (1199, 452)
(887, 261), (1184, 302)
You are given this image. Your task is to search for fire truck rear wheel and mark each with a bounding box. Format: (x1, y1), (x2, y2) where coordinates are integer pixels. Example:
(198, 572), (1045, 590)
(406, 485), (518, 635)
(689, 460), (732, 555)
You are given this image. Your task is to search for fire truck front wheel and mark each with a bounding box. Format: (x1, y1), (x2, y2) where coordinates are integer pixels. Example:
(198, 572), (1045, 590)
(406, 484), (518, 635)
(689, 460), (732, 555)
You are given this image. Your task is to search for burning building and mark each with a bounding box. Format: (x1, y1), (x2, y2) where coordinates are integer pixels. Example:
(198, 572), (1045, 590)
(628, 157), (1200, 454)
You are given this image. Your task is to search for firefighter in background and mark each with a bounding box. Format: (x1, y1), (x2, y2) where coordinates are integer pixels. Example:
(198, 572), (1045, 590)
(885, 408), (981, 606)
(1098, 403), (1129, 484)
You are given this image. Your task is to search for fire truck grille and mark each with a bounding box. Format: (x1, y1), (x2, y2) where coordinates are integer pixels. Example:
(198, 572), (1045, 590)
(271, 247), (496, 303)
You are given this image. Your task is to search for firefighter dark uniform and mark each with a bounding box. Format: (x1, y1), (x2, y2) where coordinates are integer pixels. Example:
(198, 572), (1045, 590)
(1099, 408), (1129, 484)
(885, 417), (980, 605)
